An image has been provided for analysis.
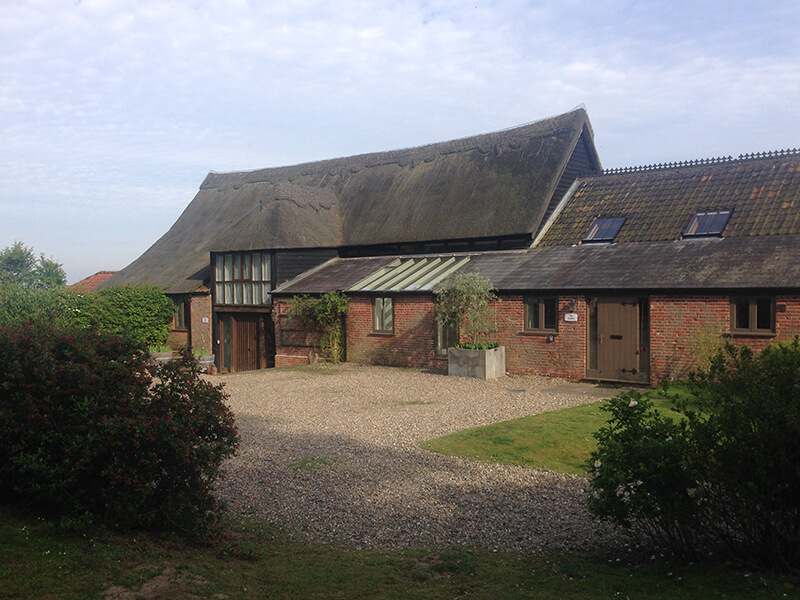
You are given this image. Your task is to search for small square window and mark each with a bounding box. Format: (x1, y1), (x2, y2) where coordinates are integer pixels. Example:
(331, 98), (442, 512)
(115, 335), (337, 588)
(731, 296), (774, 334)
(583, 217), (625, 242)
(373, 297), (394, 333)
(684, 210), (731, 237)
(525, 297), (558, 332)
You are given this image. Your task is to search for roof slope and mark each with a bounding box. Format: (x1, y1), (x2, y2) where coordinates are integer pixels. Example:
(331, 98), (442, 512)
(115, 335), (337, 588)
(69, 270), (118, 292)
(538, 151), (800, 246)
(274, 234), (800, 296)
(105, 108), (597, 293)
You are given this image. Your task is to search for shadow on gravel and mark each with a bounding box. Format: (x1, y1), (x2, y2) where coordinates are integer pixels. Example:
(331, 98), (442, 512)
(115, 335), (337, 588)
(219, 412), (629, 553)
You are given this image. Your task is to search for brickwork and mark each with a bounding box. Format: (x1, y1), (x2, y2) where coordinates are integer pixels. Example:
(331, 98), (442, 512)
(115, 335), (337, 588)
(346, 296), (438, 367)
(190, 292), (213, 353)
(167, 292), (212, 352)
(649, 294), (800, 384)
(494, 295), (587, 380)
(274, 293), (800, 383)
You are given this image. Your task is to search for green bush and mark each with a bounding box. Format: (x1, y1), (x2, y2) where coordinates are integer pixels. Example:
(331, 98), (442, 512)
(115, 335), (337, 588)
(0, 284), (175, 348)
(588, 340), (800, 571)
(288, 292), (349, 363)
(0, 323), (239, 537)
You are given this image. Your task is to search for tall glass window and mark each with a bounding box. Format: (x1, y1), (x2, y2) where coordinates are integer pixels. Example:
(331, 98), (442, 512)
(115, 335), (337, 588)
(214, 252), (273, 305)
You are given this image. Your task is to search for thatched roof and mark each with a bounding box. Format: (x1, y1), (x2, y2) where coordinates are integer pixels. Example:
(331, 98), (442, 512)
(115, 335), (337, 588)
(104, 108), (597, 293)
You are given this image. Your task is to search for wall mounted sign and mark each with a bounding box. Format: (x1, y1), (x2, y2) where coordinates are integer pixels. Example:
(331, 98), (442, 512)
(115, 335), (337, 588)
(564, 313), (578, 322)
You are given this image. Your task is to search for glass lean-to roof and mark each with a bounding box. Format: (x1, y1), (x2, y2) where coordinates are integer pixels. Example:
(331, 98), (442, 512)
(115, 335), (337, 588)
(347, 256), (471, 292)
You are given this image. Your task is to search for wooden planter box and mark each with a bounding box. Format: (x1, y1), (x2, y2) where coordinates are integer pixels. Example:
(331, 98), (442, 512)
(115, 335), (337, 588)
(447, 346), (506, 380)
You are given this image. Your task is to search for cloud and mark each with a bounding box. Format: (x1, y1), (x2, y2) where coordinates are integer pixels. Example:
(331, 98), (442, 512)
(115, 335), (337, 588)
(1, 0), (799, 281)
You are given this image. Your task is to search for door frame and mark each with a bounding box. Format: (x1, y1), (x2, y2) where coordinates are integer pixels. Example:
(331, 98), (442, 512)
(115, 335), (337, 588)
(215, 308), (275, 373)
(586, 296), (649, 384)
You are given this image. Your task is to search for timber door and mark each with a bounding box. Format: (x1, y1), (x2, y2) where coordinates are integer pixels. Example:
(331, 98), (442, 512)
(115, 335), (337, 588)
(587, 297), (649, 384)
(218, 312), (275, 373)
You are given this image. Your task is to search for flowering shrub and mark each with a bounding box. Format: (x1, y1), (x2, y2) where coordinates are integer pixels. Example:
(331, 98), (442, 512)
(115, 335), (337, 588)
(0, 323), (238, 537)
(588, 340), (800, 571)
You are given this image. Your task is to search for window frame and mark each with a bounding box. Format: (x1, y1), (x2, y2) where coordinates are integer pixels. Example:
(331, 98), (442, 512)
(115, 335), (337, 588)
(435, 320), (459, 355)
(524, 296), (559, 333)
(730, 296), (775, 335)
(372, 297), (394, 334)
(214, 251), (272, 306)
(173, 297), (189, 331)
(684, 210), (732, 237)
(583, 217), (626, 243)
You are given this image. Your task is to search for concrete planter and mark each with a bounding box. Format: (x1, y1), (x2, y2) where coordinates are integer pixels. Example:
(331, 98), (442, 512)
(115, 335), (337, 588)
(447, 346), (506, 380)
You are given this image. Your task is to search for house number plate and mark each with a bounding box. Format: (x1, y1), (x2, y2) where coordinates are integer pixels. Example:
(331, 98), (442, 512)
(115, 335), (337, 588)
(564, 313), (578, 322)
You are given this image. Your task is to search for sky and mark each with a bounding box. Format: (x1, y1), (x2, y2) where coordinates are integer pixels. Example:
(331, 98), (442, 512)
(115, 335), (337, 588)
(2, 1), (799, 284)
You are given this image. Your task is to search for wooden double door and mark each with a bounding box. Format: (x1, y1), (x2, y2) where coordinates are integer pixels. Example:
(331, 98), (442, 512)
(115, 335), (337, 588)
(586, 297), (649, 384)
(218, 312), (275, 373)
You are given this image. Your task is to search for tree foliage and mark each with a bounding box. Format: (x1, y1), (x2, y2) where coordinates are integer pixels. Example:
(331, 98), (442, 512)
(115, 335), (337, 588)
(0, 241), (66, 289)
(588, 339), (800, 571)
(288, 292), (349, 363)
(434, 273), (498, 347)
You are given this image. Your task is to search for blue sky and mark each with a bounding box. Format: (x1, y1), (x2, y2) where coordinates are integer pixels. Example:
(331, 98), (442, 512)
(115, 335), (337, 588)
(2, 0), (799, 283)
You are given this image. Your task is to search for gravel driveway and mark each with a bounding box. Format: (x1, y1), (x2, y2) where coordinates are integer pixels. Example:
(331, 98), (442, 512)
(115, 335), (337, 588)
(216, 364), (630, 552)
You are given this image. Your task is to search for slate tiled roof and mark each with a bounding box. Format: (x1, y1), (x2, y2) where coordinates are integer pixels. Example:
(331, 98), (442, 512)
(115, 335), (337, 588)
(274, 233), (800, 295)
(538, 151), (800, 246)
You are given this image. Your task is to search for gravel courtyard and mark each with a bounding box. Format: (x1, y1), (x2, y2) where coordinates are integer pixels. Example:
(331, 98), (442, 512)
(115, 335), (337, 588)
(215, 364), (630, 552)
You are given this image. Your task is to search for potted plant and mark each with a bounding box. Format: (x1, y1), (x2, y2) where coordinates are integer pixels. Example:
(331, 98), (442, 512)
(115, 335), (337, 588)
(435, 273), (505, 379)
(148, 344), (173, 365)
(192, 347), (215, 373)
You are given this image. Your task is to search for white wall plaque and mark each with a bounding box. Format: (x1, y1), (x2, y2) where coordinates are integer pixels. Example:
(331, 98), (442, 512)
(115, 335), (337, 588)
(564, 313), (578, 322)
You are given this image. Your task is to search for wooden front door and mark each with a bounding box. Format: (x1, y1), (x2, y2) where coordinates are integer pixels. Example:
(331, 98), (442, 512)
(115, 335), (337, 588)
(219, 312), (275, 373)
(587, 297), (649, 383)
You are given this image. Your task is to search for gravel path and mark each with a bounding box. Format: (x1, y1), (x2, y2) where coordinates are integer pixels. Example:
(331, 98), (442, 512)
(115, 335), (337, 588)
(215, 364), (631, 552)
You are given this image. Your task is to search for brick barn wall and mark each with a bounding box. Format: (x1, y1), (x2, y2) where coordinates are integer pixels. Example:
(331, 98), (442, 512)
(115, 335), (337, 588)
(274, 292), (800, 383)
(346, 296), (441, 368)
(494, 295), (586, 380)
(190, 292), (212, 353)
(649, 294), (800, 384)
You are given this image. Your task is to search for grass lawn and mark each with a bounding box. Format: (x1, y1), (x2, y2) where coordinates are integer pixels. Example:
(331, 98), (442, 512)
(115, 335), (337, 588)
(1, 505), (796, 600)
(421, 388), (684, 475)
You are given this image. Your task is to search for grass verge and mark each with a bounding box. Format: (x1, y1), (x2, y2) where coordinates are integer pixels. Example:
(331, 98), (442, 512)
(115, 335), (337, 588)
(420, 387), (685, 475)
(1, 505), (796, 599)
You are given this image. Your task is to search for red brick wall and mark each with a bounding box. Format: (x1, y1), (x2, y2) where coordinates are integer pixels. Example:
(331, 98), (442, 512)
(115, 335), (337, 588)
(495, 295), (586, 380)
(649, 294), (800, 384)
(190, 292), (212, 353)
(346, 296), (440, 367)
(167, 292), (212, 352)
(274, 293), (800, 383)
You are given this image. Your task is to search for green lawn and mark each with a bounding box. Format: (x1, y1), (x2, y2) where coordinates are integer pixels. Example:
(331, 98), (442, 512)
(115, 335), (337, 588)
(421, 389), (684, 475)
(1, 505), (796, 599)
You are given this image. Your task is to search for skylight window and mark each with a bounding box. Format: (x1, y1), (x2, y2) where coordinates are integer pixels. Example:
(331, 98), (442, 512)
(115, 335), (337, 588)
(583, 217), (626, 242)
(684, 210), (731, 237)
